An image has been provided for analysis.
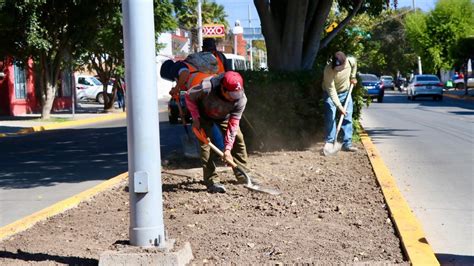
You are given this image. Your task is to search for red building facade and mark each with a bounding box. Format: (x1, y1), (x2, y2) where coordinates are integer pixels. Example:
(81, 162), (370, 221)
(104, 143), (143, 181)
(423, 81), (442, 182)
(0, 57), (72, 116)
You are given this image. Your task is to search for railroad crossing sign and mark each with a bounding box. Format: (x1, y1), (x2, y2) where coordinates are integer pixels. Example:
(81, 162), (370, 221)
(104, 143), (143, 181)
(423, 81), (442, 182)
(203, 24), (226, 38)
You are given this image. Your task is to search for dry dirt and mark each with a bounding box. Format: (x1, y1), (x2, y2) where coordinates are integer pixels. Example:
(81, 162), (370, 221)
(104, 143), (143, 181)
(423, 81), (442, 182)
(0, 142), (408, 265)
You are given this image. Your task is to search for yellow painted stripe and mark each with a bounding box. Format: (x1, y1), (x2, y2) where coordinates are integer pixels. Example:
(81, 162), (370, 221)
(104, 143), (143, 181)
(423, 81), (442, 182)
(359, 129), (439, 266)
(0, 172), (128, 241)
(16, 112), (126, 135)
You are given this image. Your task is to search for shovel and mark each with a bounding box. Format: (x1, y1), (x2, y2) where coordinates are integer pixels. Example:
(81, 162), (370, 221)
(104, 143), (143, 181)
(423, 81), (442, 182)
(175, 94), (200, 159)
(323, 84), (354, 156)
(193, 127), (281, 195)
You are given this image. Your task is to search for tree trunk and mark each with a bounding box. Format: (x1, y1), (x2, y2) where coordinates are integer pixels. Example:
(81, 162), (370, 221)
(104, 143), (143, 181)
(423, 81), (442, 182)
(103, 83), (117, 111)
(38, 53), (59, 120)
(254, 0), (362, 71)
(41, 81), (55, 120)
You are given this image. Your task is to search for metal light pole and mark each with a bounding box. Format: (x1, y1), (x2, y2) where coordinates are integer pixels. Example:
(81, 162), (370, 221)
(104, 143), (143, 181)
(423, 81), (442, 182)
(248, 4), (253, 70)
(197, 0), (203, 52)
(418, 56), (423, 75)
(122, 0), (165, 247)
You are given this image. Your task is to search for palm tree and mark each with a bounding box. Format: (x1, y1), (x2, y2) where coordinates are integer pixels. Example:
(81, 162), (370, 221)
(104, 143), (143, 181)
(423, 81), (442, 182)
(173, 0), (228, 51)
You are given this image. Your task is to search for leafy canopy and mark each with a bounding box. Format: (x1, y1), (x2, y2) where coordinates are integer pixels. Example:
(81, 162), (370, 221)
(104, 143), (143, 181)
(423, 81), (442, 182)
(404, 0), (474, 72)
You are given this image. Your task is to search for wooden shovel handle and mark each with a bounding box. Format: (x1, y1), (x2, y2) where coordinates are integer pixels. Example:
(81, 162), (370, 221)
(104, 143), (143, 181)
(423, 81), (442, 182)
(335, 83), (354, 136)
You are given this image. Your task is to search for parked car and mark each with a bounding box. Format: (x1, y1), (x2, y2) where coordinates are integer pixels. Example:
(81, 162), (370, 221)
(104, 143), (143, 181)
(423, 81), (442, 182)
(380, 75), (394, 90)
(453, 75), (474, 90)
(75, 75), (113, 104)
(360, 74), (384, 102)
(406, 74), (443, 101)
(168, 91), (192, 124)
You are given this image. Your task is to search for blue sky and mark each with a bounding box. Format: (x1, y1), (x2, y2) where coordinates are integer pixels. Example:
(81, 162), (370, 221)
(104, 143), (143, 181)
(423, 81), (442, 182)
(213, 0), (437, 28)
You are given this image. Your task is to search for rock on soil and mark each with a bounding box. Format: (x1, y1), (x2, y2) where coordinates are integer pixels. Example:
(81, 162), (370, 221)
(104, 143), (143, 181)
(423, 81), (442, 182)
(0, 143), (408, 265)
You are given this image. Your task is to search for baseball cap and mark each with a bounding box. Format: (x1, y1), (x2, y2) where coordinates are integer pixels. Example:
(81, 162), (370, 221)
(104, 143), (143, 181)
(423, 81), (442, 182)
(331, 51), (346, 71)
(222, 71), (244, 100)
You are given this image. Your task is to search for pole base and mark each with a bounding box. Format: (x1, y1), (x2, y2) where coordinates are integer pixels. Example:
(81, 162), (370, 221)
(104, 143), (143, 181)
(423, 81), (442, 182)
(99, 240), (193, 266)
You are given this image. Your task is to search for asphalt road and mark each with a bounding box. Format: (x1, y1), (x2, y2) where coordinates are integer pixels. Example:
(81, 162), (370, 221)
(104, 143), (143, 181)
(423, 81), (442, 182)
(0, 107), (183, 227)
(361, 90), (474, 264)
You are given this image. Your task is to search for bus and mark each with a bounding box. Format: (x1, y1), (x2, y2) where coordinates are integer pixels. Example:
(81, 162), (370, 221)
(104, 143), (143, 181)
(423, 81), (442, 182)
(224, 53), (247, 71)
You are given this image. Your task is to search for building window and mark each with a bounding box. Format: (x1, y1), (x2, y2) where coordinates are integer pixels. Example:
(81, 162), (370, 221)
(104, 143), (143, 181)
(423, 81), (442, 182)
(14, 60), (27, 99)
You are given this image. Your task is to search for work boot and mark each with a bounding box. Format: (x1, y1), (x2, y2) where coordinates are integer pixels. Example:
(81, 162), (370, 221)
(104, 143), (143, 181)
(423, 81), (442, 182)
(207, 183), (226, 193)
(342, 146), (358, 152)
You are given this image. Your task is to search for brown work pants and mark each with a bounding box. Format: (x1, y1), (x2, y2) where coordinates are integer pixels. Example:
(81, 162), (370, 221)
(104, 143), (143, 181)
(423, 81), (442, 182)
(199, 118), (247, 186)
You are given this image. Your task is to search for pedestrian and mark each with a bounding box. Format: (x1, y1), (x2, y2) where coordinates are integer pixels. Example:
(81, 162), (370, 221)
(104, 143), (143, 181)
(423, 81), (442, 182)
(116, 81), (125, 111)
(202, 38), (230, 73)
(322, 51), (358, 152)
(185, 71), (248, 193)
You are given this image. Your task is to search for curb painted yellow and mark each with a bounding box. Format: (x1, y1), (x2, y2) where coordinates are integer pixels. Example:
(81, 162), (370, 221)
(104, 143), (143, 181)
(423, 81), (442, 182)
(0, 172), (128, 241)
(359, 129), (439, 266)
(15, 112), (126, 135)
(444, 93), (474, 102)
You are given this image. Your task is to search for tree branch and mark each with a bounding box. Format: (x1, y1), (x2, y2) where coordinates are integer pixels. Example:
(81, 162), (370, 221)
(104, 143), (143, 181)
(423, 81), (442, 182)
(319, 0), (364, 50)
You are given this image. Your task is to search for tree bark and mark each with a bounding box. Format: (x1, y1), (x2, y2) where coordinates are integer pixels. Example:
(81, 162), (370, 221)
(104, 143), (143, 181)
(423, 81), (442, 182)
(39, 52), (59, 120)
(254, 0), (364, 71)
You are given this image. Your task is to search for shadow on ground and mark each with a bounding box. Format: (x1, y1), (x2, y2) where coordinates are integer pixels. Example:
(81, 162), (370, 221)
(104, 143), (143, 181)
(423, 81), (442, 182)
(0, 250), (97, 266)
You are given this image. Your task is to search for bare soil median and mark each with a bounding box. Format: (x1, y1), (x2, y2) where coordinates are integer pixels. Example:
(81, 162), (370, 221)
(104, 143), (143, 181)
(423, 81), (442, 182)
(0, 142), (408, 265)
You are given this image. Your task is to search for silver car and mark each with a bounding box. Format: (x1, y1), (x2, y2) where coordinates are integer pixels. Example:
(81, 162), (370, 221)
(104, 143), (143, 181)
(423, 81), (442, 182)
(380, 75), (394, 90)
(407, 74), (444, 101)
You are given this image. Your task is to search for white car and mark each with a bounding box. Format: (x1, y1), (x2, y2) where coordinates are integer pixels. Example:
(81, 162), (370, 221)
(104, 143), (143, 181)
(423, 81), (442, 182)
(407, 74), (444, 101)
(75, 75), (113, 104)
(453, 76), (474, 89)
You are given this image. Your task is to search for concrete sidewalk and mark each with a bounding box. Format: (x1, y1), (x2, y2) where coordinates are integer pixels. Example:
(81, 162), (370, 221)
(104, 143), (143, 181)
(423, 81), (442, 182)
(0, 102), (124, 134)
(0, 97), (171, 135)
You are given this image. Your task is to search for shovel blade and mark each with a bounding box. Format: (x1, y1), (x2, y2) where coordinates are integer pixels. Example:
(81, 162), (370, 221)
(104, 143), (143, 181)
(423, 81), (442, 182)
(245, 183), (281, 195)
(181, 134), (200, 159)
(323, 142), (342, 156)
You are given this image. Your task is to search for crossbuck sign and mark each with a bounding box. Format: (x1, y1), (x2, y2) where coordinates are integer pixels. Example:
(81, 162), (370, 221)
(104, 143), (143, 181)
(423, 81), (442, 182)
(203, 24), (226, 38)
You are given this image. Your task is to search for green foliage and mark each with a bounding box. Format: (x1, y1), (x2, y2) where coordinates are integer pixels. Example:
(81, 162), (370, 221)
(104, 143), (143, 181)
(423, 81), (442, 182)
(154, 0), (177, 34)
(404, 0), (474, 72)
(451, 36), (474, 66)
(320, 8), (417, 78)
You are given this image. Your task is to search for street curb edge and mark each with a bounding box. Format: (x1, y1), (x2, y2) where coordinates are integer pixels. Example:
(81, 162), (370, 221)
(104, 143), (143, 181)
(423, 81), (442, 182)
(359, 128), (439, 266)
(0, 173), (128, 242)
(444, 93), (474, 102)
(15, 112), (126, 135)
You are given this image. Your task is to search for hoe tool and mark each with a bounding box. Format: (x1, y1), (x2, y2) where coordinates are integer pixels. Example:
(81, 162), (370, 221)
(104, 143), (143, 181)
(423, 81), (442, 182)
(193, 127), (281, 195)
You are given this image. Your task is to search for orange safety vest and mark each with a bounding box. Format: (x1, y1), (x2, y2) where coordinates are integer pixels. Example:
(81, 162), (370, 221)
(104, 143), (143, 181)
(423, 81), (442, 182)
(214, 52), (226, 74)
(183, 62), (215, 90)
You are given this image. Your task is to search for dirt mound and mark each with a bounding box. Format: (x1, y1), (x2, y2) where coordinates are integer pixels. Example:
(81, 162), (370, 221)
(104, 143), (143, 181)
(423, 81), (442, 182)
(0, 143), (407, 265)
